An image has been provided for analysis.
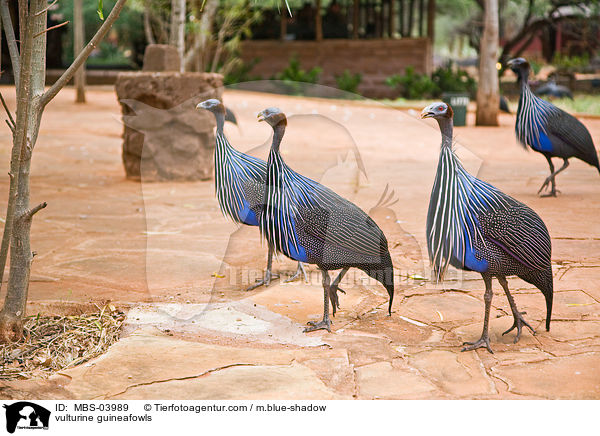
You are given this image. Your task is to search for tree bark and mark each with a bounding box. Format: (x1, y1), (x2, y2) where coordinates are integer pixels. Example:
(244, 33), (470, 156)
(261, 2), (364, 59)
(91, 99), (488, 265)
(170, 0), (185, 72)
(74, 0), (86, 103)
(476, 0), (499, 126)
(0, 0), (127, 343)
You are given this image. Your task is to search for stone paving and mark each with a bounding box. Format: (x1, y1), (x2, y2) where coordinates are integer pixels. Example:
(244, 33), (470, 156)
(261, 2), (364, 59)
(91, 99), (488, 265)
(0, 86), (599, 400)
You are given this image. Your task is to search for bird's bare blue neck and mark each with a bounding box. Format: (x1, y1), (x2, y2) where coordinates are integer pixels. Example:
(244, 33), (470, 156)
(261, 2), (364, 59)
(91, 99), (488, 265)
(215, 112), (225, 135)
(437, 118), (454, 147)
(270, 123), (286, 153)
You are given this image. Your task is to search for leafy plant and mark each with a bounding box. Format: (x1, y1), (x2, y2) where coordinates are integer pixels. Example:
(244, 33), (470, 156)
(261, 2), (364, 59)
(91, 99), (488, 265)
(385, 66), (437, 99)
(552, 53), (591, 74)
(223, 57), (262, 85)
(385, 64), (477, 99)
(274, 56), (322, 95)
(335, 70), (362, 95)
(431, 63), (477, 97)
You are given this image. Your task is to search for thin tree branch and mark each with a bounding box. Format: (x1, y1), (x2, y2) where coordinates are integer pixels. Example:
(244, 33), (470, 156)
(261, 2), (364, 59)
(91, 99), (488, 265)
(0, 0), (20, 87)
(34, 0), (58, 17)
(40, 0), (127, 108)
(0, 91), (15, 131)
(33, 20), (69, 38)
(21, 202), (47, 221)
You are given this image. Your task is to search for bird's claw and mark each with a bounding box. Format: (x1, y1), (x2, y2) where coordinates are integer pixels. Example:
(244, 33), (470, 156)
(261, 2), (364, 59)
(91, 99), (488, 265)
(304, 318), (332, 333)
(283, 263), (309, 283)
(245, 271), (279, 291)
(502, 312), (535, 343)
(462, 336), (494, 354)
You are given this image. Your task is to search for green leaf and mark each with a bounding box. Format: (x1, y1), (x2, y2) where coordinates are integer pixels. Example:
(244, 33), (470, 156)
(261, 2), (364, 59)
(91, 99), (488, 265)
(97, 0), (104, 20)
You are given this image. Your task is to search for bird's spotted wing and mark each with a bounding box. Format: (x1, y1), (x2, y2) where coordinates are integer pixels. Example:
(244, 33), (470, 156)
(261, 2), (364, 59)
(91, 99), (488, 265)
(545, 109), (599, 168)
(289, 171), (388, 259)
(475, 188), (552, 271)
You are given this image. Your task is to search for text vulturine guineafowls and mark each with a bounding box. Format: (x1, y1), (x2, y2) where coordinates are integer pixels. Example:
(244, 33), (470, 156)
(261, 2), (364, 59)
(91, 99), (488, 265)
(508, 57), (600, 196)
(422, 102), (554, 353)
(257, 107), (394, 332)
(197, 99), (306, 290)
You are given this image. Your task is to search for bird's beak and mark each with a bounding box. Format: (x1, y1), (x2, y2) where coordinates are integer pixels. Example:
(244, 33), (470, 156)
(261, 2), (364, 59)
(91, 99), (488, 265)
(196, 102), (207, 110)
(506, 59), (516, 68)
(421, 109), (434, 119)
(257, 111), (265, 122)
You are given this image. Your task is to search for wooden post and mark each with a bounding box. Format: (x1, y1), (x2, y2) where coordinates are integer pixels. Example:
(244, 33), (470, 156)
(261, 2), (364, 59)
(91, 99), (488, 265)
(476, 0), (499, 126)
(389, 0), (395, 37)
(408, 0), (415, 37)
(353, 0), (359, 38)
(74, 0), (85, 103)
(419, 0), (424, 36)
(315, 0), (323, 41)
(399, 0), (405, 37)
(427, 0), (435, 41)
(280, 1), (287, 41)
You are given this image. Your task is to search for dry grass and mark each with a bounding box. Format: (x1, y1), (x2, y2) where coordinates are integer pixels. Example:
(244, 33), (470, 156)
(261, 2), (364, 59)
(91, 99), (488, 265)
(0, 305), (125, 380)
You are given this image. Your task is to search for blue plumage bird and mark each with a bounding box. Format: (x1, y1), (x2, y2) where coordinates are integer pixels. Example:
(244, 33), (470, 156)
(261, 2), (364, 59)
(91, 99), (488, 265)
(197, 99), (306, 290)
(257, 107), (394, 332)
(508, 57), (600, 197)
(422, 102), (554, 353)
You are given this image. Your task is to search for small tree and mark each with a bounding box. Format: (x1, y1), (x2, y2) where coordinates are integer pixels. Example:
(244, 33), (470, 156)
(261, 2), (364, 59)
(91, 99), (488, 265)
(0, 0), (127, 343)
(74, 0), (86, 103)
(476, 0), (499, 126)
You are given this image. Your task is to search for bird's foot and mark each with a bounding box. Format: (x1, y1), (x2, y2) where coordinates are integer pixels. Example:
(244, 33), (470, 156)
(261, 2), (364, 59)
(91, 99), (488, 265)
(304, 317), (332, 333)
(245, 271), (279, 291)
(462, 335), (494, 354)
(539, 189), (560, 198)
(502, 311), (535, 343)
(328, 284), (346, 316)
(284, 263), (309, 283)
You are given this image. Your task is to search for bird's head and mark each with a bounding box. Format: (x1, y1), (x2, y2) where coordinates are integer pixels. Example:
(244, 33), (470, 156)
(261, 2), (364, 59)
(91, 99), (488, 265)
(421, 102), (453, 121)
(506, 57), (530, 75)
(196, 98), (225, 114)
(257, 107), (287, 127)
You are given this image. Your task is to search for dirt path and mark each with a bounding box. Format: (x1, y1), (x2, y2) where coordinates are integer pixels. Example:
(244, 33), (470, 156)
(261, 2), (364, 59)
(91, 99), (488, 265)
(0, 86), (599, 399)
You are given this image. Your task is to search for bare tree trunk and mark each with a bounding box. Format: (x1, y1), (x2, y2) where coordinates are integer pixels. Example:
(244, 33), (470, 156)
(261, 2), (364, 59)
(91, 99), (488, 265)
(170, 0), (185, 72)
(184, 0), (217, 72)
(74, 0), (86, 103)
(143, 0), (156, 45)
(0, 0), (127, 343)
(476, 0), (499, 126)
(0, 0), (20, 87)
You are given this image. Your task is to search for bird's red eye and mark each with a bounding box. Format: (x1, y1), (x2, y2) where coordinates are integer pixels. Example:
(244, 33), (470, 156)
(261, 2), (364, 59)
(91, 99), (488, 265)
(438, 106), (445, 111)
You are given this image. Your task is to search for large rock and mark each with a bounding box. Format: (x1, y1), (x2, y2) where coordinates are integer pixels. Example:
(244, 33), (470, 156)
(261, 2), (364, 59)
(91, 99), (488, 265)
(115, 72), (223, 181)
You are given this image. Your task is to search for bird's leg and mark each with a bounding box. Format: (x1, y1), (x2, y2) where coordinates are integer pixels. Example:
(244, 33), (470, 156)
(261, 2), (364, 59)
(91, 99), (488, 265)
(329, 268), (349, 316)
(246, 245), (279, 291)
(498, 276), (535, 343)
(462, 274), (494, 354)
(537, 156), (555, 195)
(283, 262), (309, 283)
(304, 269), (332, 332)
(539, 158), (569, 197)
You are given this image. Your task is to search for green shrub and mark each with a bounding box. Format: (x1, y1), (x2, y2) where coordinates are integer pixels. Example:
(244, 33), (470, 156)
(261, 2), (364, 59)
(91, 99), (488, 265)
(385, 66), (437, 99)
(552, 53), (591, 74)
(431, 63), (476, 97)
(385, 64), (477, 99)
(224, 58), (262, 85)
(275, 56), (322, 94)
(335, 70), (362, 95)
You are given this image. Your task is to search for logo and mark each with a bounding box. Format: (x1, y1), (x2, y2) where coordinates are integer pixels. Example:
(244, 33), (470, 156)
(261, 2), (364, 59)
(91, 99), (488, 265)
(3, 402), (50, 433)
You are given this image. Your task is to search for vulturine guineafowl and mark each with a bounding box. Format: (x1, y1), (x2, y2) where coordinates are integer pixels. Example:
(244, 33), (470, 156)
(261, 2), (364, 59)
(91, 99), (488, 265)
(257, 107), (394, 332)
(508, 57), (599, 196)
(535, 79), (574, 100)
(422, 102), (554, 353)
(197, 99), (306, 290)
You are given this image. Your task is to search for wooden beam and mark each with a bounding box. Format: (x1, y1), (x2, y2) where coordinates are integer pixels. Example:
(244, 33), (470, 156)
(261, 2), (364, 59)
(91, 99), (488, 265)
(427, 0), (435, 40)
(315, 0), (323, 41)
